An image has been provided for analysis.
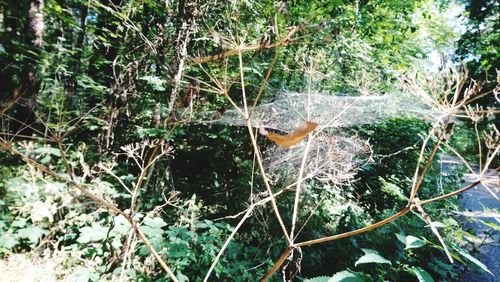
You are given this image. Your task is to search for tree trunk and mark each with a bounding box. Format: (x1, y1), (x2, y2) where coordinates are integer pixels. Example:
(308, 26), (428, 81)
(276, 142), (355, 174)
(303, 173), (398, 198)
(0, 0), (44, 136)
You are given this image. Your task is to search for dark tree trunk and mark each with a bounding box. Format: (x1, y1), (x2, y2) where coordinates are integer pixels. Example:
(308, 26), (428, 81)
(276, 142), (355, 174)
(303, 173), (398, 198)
(0, 0), (44, 136)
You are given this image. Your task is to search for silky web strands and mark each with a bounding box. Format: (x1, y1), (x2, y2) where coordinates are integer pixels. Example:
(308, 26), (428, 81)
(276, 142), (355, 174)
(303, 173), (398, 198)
(200, 92), (434, 186)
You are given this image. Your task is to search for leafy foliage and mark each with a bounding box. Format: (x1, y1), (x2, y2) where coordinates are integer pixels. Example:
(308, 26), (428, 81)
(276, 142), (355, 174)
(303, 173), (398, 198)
(0, 0), (498, 281)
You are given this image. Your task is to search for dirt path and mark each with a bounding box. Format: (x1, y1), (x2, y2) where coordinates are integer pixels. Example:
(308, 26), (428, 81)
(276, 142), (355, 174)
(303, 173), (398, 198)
(440, 156), (499, 281)
(458, 171), (499, 282)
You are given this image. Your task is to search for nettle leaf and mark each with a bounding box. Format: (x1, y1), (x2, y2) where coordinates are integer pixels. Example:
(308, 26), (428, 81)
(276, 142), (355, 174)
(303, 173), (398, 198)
(33, 146), (61, 157)
(455, 247), (494, 276)
(304, 270), (363, 282)
(11, 218), (27, 228)
(0, 234), (19, 249)
(138, 237), (161, 256)
(396, 233), (406, 244)
(330, 270), (364, 282)
(427, 221), (446, 228)
(16, 226), (48, 244)
(110, 215), (132, 236)
(140, 217), (167, 239)
(72, 265), (91, 282)
(404, 235), (426, 249)
(303, 276), (332, 282)
(409, 267), (434, 282)
(77, 223), (108, 244)
(143, 216), (167, 229)
(355, 249), (391, 267)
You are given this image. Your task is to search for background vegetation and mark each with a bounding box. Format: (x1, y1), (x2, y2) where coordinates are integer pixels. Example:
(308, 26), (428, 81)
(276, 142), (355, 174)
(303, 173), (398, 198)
(0, 0), (498, 281)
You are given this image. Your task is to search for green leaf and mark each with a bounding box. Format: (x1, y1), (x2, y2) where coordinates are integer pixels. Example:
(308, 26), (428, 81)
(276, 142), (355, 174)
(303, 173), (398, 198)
(110, 215), (132, 236)
(355, 249), (391, 267)
(16, 226), (47, 244)
(330, 270), (364, 282)
(139, 245), (151, 256)
(455, 248), (494, 276)
(304, 270), (363, 282)
(0, 234), (19, 249)
(426, 221), (446, 228)
(140, 225), (164, 238)
(139, 75), (167, 91)
(11, 218), (27, 228)
(409, 267), (435, 282)
(143, 216), (167, 229)
(380, 178), (408, 201)
(77, 223), (108, 244)
(396, 233), (406, 244)
(477, 219), (500, 231)
(405, 235), (426, 249)
(72, 266), (90, 282)
(303, 276), (332, 282)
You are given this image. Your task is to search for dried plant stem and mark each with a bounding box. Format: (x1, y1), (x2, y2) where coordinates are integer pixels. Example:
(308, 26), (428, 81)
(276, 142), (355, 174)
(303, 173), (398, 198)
(289, 135), (312, 240)
(134, 222), (179, 282)
(475, 122), (483, 171)
(221, 38), (292, 244)
(190, 28), (297, 65)
(246, 120), (292, 244)
(250, 49), (281, 115)
(297, 206), (411, 247)
(260, 178), (485, 281)
(259, 247), (293, 282)
(441, 142), (475, 173)
(56, 139), (76, 181)
(203, 207), (253, 282)
(409, 118), (450, 202)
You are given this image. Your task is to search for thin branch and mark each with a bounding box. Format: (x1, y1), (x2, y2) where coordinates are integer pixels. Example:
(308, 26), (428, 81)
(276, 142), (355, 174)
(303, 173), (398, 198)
(289, 135), (313, 240)
(259, 247), (293, 282)
(296, 206), (411, 247)
(294, 196), (325, 241)
(246, 120), (292, 244)
(190, 26), (297, 65)
(249, 48), (281, 116)
(420, 180), (481, 205)
(134, 222), (179, 282)
(203, 207), (253, 282)
(238, 43), (249, 117)
(409, 118), (450, 202)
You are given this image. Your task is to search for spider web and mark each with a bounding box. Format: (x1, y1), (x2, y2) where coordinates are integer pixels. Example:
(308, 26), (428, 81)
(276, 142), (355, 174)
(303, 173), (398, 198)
(204, 92), (433, 185)
(217, 92), (432, 132)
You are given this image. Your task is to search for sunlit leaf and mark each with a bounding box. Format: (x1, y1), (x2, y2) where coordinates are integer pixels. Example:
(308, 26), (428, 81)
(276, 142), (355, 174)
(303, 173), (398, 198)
(408, 267), (435, 282)
(355, 249), (391, 266)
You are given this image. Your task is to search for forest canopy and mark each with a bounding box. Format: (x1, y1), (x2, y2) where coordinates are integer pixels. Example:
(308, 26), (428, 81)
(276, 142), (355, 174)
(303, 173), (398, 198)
(0, 0), (498, 281)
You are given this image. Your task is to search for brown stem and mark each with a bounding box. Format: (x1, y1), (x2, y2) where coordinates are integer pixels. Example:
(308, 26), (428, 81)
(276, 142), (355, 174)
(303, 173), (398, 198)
(191, 26), (298, 65)
(250, 49), (281, 115)
(134, 222), (179, 282)
(296, 207), (411, 247)
(246, 120), (292, 244)
(259, 179), (483, 281)
(420, 180), (481, 205)
(259, 247), (293, 282)
(409, 119), (451, 202)
(57, 138), (76, 181)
